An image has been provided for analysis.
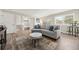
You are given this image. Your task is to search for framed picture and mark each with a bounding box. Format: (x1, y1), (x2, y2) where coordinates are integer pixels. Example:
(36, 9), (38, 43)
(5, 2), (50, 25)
(36, 18), (40, 23)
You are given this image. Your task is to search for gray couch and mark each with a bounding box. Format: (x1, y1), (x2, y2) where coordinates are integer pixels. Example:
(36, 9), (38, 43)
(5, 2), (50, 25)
(32, 25), (60, 40)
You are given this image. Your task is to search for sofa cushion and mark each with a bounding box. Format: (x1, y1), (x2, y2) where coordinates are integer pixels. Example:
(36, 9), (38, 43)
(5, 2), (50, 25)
(49, 26), (54, 31)
(54, 26), (60, 30)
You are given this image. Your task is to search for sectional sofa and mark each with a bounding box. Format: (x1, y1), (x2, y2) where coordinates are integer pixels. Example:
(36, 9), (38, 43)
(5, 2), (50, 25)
(32, 24), (60, 40)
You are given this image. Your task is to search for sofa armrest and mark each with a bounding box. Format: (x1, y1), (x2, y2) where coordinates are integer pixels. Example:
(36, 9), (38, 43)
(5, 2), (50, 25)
(54, 30), (61, 39)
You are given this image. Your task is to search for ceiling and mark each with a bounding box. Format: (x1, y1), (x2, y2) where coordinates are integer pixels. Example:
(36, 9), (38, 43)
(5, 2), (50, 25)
(6, 9), (71, 17)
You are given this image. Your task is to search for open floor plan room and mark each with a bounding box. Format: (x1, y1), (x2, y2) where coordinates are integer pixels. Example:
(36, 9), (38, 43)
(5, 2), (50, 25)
(0, 9), (79, 50)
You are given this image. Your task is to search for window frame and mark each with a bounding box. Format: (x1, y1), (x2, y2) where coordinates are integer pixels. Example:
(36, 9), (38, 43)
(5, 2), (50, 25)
(54, 13), (74, 25)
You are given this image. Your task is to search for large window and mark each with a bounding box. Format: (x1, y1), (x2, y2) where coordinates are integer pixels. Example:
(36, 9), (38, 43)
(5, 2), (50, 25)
(55, 14), (73, 25)
(55, 16), (64, 25)
(64, 15), (73, 24)
(47, 18), (55, 25)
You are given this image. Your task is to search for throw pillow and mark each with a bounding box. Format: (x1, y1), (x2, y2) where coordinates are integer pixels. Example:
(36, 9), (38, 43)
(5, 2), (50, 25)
(49, 26), (54, 31)
(54, 26), (59, 30)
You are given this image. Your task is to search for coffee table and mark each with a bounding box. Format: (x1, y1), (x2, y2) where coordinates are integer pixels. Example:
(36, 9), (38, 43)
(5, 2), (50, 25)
(30, 32), (42, 48)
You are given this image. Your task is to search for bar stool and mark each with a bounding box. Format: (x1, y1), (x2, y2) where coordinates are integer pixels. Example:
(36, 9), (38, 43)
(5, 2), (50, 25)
(0, 26), (7, 50)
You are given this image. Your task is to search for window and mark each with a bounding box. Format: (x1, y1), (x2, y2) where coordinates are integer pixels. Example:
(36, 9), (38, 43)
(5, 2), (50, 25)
(24, 20), (29, 26)
(55, 14), (73, 25)
(46, 19), (55, 25)
(64, 15), (73, 24)
(55, 16), (64, 25)
(23, 17), (30, 26)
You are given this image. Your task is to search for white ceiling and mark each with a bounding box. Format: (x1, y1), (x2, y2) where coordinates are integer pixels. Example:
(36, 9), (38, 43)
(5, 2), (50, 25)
(6, 9), (71, 17)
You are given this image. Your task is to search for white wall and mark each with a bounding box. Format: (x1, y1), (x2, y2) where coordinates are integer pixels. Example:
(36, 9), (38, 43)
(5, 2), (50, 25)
(16, 15), (22, 25)
(0, 10), (4, 24)
(0, 10), (33, 33)
(0, 10), (34, 43)
(0, 11), (16, 33)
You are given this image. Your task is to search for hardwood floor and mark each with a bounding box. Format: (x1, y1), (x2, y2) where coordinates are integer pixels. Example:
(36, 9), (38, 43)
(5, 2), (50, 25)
(56, 34), (79, 50)
(4, 30), (79, 50)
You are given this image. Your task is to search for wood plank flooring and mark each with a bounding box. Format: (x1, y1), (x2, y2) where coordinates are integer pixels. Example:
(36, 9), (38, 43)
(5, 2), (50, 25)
(4, 30), (79, 50)
(56, 34), (79, 50)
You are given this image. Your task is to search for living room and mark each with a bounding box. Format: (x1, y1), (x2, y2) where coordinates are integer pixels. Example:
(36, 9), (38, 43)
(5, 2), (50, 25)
(0, 9), (79, 50)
